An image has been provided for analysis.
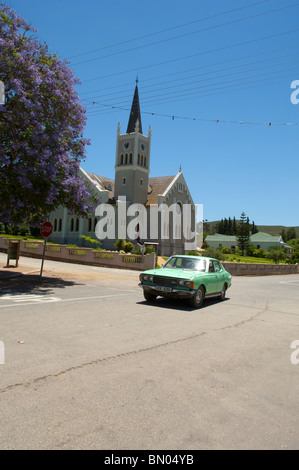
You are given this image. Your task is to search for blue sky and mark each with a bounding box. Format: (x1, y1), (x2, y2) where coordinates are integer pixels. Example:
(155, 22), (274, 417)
(4, 0), (299, 227)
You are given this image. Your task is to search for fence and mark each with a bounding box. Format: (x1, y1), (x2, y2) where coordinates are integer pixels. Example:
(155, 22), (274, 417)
(0, 237), (156, 271)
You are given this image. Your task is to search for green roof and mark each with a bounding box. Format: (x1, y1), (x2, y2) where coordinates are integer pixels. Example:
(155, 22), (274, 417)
(206, 232), (283, 243)
(205, 234), (237, 242)
(250, 232), (281, 242)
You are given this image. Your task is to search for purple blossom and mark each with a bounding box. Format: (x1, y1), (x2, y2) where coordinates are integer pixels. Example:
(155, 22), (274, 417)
(0, 3), (97, 225)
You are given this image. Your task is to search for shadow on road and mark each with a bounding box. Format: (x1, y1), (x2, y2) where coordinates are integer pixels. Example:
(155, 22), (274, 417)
(0, 272), (83, 296)
(137, 296), (230, 312)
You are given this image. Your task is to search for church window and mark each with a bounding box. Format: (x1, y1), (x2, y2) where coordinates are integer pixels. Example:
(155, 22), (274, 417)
(120, 154), (124, 165)
(93, 218), (97, 231)
(144, 156), (147, 167)
(141, 155), (144, 166)
(58, 219), (62, 231)
(137, 154), (140, 165)
(54, 218), (57, 231)
(129, 153), (132, 164)
(125, 154), (128, 164)
(88, 218), (92, 231)
(70, 218), (74, 232)
(75, 218), (79, 232)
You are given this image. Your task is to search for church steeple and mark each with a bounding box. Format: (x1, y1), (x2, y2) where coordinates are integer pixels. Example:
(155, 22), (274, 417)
(114, 81), (151, 204)
(127, 79), (142, 134)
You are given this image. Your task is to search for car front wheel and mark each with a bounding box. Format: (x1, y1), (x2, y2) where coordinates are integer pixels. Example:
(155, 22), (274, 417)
(143, 290), (157, 302)
(189, 286), (204, 308)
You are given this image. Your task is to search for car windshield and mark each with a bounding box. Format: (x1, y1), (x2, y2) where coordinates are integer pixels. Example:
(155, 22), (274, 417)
(163, 257), (206, 272)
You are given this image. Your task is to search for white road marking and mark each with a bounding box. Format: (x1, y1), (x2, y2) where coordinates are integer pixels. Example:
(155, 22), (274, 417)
(0, 291), (136, 308)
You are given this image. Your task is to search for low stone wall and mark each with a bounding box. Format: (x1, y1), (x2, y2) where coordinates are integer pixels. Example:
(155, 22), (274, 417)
(223, 262), (299, 276)
(0, 237), (156, 271)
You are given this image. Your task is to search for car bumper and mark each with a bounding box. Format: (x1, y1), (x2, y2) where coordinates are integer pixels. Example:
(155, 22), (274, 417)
(139, 283), (196, 298)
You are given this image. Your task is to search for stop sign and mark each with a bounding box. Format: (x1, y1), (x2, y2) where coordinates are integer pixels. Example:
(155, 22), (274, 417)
(40, 221), (53, 238)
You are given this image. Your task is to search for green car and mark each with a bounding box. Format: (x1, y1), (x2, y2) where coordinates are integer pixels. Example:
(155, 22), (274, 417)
(139, 255), (232, 308)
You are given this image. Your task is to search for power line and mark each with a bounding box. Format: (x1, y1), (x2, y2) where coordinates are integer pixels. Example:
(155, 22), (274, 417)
(71, 3), (299, 67)
(85, 73), (299, 125)
(79, 44), (299, 101)
(81, 54), (299, 105)
(80, 27), (299, 84)
(67, 0), (272, 60)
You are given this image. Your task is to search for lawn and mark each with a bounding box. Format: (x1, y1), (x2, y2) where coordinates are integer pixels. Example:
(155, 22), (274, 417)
(224, 254), (286, 264)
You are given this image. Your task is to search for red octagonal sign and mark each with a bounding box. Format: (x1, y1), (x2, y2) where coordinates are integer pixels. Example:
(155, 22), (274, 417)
(40, 221), (53, 238)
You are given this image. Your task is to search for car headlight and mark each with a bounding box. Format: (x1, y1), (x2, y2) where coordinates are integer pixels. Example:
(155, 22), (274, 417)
(142, 274), (153, 282)
(179, 280), (192, 288)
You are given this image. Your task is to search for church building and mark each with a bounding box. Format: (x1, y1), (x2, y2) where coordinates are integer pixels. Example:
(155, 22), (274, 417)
(49, 83), (196, 256)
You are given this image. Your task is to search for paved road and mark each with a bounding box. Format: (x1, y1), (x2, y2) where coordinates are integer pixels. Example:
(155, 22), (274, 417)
(0, 254), (298, 450)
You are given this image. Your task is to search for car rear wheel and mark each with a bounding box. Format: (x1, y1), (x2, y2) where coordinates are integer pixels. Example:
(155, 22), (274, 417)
(143, 290), (157, 302)
(219, 283), (227, 301)
(189, 286), (204, 308)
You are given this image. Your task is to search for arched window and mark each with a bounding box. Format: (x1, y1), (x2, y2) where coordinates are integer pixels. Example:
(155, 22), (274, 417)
(137, 154), (140, 165)
(54, 218), (57, 231)
(75, 218), (79, 232)
(120, 154), (124, 165)
(129, 153), (132, 164)
(144, 156), (147, 167)
(58, 219), (62, 231)
(88, 218), (92, 232)
(125, 153), (128, 164)
(141, 155), (144, 166)
(70, 218), (74, 232)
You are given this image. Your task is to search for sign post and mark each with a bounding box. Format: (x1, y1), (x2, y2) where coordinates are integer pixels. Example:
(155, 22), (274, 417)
(40, 222), (53, 279)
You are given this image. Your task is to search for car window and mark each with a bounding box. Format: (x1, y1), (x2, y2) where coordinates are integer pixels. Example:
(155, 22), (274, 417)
(164, 257), (206, 271)
(214, 261), (221, 272)
(208, 261), (214, 273)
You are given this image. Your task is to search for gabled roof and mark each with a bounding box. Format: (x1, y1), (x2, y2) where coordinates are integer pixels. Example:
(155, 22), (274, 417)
(87, 172), (114, 199)
(127, 84), (142, 134)
(205, 233), (237, 242)
(147, 175), (176, 205)
(250, 232), (282, 243)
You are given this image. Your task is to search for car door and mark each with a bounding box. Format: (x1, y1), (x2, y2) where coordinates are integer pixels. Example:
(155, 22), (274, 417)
(214, 261), (223, 292)
(205, 260), (219, 294)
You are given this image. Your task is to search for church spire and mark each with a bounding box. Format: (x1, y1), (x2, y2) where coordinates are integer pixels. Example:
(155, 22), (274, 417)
(127, 78), (142, 134)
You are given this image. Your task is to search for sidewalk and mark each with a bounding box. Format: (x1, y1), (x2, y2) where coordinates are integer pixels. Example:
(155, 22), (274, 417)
(0, 252), (140, 284)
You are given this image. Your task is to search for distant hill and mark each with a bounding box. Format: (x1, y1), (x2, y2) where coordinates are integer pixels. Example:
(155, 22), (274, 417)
(201, 221), (299, 238)
(256, 225), (299, 237)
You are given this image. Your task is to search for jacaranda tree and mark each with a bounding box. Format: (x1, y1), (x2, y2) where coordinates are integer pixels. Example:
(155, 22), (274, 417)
(0, 4), (98, 226)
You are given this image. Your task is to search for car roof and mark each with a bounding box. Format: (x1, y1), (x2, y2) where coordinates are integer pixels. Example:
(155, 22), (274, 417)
(170, 255), (219, 261)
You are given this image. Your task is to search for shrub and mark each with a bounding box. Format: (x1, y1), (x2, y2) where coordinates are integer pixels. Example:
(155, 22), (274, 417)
(114, 238), (125, 251)
(123, 242), (134, 253)
(252, 248), (268, 258)
(201, 246), (226, 261)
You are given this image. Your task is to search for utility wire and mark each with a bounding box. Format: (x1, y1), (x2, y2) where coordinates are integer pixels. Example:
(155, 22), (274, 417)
(67, 0), (271, 60)
(86, 73), (299, 126)
(81, 54), (299, 104)
(71, 3), (299, 66)
(79, 44), (299, 99)
(80, 28), (299, 84)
